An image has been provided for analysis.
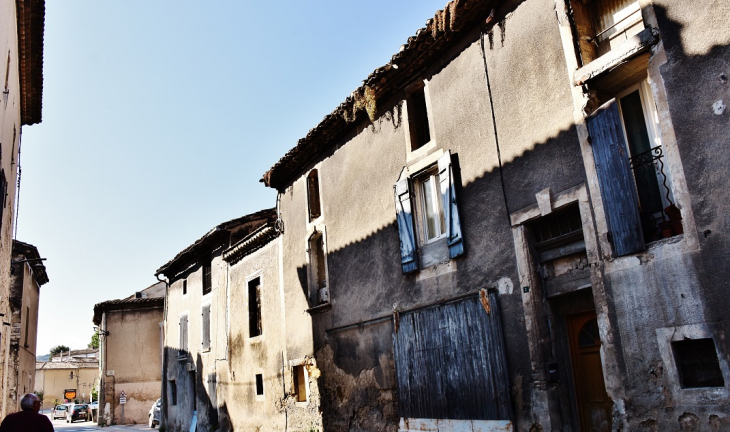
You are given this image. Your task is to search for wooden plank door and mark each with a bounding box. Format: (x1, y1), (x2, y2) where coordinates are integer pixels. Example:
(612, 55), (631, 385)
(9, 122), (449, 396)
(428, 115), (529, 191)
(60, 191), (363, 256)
(567, 312), (613, 432)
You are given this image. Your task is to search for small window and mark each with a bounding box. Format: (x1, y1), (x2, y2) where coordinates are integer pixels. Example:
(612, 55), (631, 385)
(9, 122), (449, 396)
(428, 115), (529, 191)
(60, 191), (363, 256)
(530, 204), (584, 252)
(248, 278), (262, 338)
(415, 169), (446, 243)
(672, 338), (725, 388)
(24, 306), (29, 347)
(202, 259), (212, 295)
(182, 279), (187, 296)
(293, 365), (308, 402)
(570, 0), (644, 64)
(307, 170), (321, 221)
(255, 373), (264, 396)
(393, 151), (464, 273)
(201, 304), (211, 351)
(307, 232), (328, 305)
(406, 86), (431, 151)
(169, 380), (177, 405)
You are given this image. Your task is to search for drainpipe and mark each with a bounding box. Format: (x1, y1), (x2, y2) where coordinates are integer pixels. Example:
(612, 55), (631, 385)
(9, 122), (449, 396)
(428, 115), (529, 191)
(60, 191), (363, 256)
(157, 273), (170, 430)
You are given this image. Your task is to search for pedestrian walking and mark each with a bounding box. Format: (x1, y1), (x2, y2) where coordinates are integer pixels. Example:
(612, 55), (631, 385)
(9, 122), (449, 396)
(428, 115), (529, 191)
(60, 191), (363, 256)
(0, 393), (54, 432)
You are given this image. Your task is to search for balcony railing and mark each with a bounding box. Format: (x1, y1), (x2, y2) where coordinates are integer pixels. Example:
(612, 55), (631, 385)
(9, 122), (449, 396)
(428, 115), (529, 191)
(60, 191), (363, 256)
(629, 145), (682, 242)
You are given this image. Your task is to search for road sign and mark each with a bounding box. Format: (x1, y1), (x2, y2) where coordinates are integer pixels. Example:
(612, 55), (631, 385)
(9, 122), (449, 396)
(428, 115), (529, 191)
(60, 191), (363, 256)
(119, 391), (127, 404)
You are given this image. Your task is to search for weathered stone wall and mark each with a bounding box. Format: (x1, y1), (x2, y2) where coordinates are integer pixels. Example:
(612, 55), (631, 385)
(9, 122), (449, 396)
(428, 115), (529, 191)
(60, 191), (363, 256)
(105, 307), (162, 424)
(274, 0), (587, 429)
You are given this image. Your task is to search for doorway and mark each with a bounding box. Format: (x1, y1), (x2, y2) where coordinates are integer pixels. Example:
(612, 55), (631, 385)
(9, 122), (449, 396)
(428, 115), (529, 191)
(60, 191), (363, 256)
(566, 311), (612, 432)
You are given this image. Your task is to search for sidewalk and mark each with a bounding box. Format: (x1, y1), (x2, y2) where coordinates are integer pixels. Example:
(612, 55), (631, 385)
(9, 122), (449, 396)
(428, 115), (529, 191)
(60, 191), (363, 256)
(101, 425), (151, 431)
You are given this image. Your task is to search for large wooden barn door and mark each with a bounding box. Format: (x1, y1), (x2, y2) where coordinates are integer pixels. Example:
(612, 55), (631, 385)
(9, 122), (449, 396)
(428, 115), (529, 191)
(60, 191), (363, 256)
(393, 293), (512, 420)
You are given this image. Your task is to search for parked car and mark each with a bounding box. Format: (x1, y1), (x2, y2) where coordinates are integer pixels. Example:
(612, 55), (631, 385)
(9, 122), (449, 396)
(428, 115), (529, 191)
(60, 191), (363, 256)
(87, 401), (98, 422)
(148, 398), (161, 428)
(52, 404), (69, 420)
(66, 404), (89, 423)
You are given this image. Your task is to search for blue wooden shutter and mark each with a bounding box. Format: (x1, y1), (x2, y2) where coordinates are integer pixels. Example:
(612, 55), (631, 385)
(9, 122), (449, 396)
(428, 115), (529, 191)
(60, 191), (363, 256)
(587, 99), (645, 256)
(394, 178), (418, 273)
(438, 152), (465, 258)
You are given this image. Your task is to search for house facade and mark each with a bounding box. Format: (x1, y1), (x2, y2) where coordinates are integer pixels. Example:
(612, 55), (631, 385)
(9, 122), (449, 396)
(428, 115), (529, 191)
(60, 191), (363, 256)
(0, 0), (44, 417)
(4, 240), (47, 413)
(156, 209), (283, 431)
(34, 353), (98, 407)
(258, 0), (730, 431)
(93, 282), (165, 425)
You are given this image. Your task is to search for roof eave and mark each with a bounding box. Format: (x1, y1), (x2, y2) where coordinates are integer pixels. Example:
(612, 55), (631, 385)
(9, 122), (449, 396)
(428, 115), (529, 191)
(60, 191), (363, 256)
(16, 0), (45, 126)
(262, 0), (497, 190)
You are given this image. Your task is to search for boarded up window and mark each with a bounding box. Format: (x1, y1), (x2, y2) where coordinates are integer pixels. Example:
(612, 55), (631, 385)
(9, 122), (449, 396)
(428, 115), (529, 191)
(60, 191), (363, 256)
(202, 259), (212, 295)
(202, 305), (211, 351)
(393, 293), (512, 420)
(248, 277), (262, 337)
(179, 315), (188, 355)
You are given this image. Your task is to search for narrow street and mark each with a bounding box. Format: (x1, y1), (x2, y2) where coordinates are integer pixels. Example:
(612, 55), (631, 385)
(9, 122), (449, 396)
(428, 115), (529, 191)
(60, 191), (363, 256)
(43, 412), (151, 432)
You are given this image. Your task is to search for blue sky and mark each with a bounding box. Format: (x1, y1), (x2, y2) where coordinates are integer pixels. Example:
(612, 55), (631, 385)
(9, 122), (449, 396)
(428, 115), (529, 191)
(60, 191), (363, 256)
(20, 1), (449, 355)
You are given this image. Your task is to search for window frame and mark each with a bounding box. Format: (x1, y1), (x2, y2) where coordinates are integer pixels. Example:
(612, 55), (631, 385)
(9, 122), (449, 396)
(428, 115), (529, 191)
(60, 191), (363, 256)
(169, 380), (177, 406)
(305, 226), (330, 308)
(247, 274), (263, 339)
(306, 169), (322, 223)
(404, 80), (437, 159)
(615, 80), (676, 211)
(290, 359), (310, 405)
(202, 257), (212, 296)
(412, 166), (447, 246)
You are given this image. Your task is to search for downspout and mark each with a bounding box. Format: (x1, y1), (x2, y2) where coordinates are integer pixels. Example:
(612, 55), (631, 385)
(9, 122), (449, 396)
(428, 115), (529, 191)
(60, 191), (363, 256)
(157, 273), (169, 430)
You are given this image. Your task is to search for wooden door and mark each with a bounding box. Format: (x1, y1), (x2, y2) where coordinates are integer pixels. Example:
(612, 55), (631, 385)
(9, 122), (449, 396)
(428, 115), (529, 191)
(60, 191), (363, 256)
(567, 312), (613, 432)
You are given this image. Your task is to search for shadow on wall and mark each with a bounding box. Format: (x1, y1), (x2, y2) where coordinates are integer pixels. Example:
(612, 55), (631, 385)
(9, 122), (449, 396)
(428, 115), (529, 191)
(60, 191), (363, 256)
(291, 7), (730, 431)
(161, 348), (218, 431)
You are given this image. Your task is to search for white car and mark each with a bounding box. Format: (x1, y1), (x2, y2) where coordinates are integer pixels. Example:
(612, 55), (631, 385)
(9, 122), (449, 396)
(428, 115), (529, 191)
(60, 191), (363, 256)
(148, 398), (161, 428)
(52, 404), (70, 420)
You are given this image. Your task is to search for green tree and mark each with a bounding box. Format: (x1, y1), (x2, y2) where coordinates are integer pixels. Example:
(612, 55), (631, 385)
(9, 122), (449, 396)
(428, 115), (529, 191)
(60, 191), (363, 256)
(49, 345), (70, 358)
(88, 332), (99, 349)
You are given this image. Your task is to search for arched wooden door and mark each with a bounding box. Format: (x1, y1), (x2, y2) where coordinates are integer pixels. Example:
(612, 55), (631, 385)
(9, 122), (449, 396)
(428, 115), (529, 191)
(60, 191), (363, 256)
(567, 312), (613, 432)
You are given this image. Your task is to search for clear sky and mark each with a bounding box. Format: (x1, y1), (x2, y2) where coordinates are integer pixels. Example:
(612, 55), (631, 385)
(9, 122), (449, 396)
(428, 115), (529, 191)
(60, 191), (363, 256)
(19, 1), (449, 356)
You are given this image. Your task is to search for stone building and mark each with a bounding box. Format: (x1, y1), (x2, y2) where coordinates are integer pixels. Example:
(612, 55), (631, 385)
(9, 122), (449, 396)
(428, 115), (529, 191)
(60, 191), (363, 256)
(35, 353), (98, 406)
(93, 282), (165, 425)
(4, 240), (47, 413)
(0, 0), (44, 417)
(256, 0), (730, 431)
(155, 209), (281, 431)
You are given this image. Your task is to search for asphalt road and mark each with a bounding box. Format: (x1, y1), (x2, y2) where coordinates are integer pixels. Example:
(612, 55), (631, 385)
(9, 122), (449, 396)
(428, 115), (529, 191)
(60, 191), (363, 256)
(43, 413), (151, 431)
